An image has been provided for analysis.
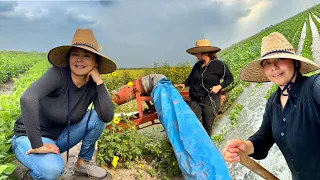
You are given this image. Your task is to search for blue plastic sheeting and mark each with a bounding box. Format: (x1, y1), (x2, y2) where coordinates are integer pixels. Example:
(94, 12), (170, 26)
(151, 78), (231, 180)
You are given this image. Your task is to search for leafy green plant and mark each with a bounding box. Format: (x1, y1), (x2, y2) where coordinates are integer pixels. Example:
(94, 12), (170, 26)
(98, 117), (180, 178)
(0, 135), (16, 179)
(212, 131), (226, 144)
(144, 138), (180, 177)
(221, 85), (243, 113)
(102, 70), (136, 91)
(0, 60), (51, 178)
(212, 104), (244, 144)
(98, 121), (146, 165)
(265, 84), (278, 100)
(0, 51), (45, 83)
(143, 61), (192, 84)
(241, 81), (250, 87)
(230, 104), (244, 126)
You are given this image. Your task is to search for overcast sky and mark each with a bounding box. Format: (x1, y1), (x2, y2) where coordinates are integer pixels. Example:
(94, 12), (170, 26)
(0, 0), (319, 68)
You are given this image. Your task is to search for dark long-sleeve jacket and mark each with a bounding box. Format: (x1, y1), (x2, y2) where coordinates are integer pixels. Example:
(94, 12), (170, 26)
(14, 67), (114, 148)
(184, 59), (233, 101)
(248, 74), (320, 180)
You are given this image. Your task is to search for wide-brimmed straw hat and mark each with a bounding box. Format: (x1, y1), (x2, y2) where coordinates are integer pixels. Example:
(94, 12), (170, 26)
(48, 28), (117, 74)
(240, 32), (320, 82)
(186, 39), (221, 55)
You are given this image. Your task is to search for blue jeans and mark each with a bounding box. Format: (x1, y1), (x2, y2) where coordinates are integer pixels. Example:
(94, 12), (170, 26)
(11, 110), (107, 180)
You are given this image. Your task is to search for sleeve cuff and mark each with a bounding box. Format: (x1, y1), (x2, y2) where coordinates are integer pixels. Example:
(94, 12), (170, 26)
(96, 83), (108, 93)
(247, 137), (268, 160)
(30, 138), (43, 149)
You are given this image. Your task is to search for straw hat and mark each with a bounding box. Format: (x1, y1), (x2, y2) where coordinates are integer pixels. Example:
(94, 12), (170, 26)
(240, 32), (320, 82)
(48, 28), (117, 74)
(186, 39), (221, 55)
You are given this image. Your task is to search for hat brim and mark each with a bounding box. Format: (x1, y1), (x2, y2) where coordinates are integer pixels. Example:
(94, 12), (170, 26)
(186, 46), (221, 55)
(48, 45), (117, 74)
(240, 53), (320, 82)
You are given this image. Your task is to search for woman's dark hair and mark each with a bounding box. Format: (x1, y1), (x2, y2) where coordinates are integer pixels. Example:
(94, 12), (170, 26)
(95, 54), (101, 68)
(66, 51), (71, 67)
(294, 60), (301, 71)
(202, 52), (217, 60)
(209, 52), (217, 60)
(294, 60), (302, 77)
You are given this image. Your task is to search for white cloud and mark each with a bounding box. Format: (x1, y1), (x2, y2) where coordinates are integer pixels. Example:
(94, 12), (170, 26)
(65, 8), (98, 26)
(239, 0), (271, 22)
(23, 7), (49, 20)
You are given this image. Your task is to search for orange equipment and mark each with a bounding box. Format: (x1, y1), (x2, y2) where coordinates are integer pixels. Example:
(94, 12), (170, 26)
(111, 75), (226, 129)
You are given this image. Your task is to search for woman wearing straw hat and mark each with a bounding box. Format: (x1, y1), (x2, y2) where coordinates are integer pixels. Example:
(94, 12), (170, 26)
(222, 32), (320, 180)
(175, 39), (234, 136)
(11, 29), (116, 179)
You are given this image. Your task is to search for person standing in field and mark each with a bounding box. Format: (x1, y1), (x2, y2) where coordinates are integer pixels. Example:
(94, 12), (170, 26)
(222, 32), (320, 180)
(175, 39), (234, 136)
(12, 28), (116, 179)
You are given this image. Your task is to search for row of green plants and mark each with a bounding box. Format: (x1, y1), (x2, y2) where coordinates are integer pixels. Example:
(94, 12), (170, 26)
(314, 10), (320, 18)
(291, 18), (306, 50)
(0, 59), (51, 179)
(0, 51), (45, 83)
(311, 13), (320, 37)
(311, 4), (320, 14)
(301, 15), (313, 60)
(211, 103), (244, 144)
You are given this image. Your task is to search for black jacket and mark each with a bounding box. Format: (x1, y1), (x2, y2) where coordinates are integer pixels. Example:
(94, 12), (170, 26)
(184, 59), (233, 101)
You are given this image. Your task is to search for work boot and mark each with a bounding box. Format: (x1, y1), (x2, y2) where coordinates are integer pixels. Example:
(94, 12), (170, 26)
(74, 161), (107, 179)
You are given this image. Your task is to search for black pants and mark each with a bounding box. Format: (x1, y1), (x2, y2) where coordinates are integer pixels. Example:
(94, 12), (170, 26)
(189, 94), (221, 136)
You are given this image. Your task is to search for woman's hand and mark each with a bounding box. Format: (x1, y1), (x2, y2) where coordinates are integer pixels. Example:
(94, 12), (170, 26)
(174, 84), (185, 90)
(222, 139), (252, 163)
(210, 85), (222, 94)
(26, 143), (60, 155)
(86, 68), (103, 85)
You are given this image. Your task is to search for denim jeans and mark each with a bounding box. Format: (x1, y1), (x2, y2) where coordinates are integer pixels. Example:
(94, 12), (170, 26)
(11, 110), (107, 180)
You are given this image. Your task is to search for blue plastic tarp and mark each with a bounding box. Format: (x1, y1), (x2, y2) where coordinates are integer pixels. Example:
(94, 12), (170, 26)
(151, 78), (231, 180)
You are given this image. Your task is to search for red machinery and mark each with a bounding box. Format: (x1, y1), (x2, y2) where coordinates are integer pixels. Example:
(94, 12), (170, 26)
(111, 75), (226, 129)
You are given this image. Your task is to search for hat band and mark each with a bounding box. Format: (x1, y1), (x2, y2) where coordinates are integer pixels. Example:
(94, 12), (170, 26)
(261, 50), (294, 58)
(73, 43), (98, 51)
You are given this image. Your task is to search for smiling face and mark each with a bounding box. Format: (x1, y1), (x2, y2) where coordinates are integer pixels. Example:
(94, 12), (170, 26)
(262, 58), (296, 86)
(69, 47), (98, 76)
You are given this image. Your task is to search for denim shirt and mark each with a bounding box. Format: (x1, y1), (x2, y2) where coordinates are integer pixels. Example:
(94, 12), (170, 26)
(248, 74), (320, 180)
